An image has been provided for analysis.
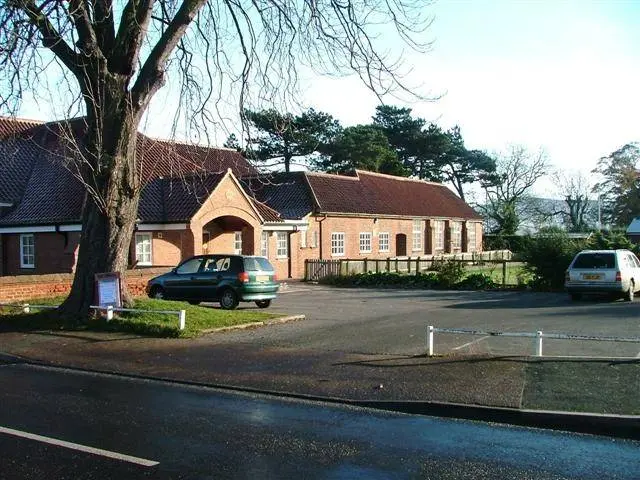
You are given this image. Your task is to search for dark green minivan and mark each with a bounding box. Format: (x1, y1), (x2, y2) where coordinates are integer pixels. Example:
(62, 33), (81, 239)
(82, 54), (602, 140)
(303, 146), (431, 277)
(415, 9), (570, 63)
(146, 255), (279, 309)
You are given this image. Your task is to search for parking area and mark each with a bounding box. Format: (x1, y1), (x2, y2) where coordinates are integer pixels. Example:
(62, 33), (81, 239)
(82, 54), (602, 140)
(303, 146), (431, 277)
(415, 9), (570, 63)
(222, 285), (640, 358)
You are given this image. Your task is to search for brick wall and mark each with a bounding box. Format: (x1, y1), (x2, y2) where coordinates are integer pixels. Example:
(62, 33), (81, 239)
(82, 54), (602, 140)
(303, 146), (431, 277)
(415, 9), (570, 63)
(0, 267), (171, 303)
(3, 232), (80, 276)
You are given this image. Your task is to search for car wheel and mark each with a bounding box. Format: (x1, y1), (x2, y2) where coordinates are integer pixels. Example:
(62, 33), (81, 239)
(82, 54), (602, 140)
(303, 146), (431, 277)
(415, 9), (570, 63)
(569, 293), (581, 301)
(219, 289), (239, 310)
(625, 282), (635, 302)
(255, 300), (271, 309)
(149, 286), (165, 300)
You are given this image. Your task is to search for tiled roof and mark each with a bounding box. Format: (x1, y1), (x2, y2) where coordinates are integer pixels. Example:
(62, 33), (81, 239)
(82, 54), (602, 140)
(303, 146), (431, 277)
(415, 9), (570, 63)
(0, 117), (42, 140)
(0, 116), (260, 226)
(0, 147), (85, 225)
(138, 173), (226, 223)
(242, 172), (315, 220)
(305, 170), (482, 220)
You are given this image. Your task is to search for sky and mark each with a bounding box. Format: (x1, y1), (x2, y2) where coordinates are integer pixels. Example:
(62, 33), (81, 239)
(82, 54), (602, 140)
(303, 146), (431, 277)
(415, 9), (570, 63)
(15, 0), (640, 198)
(295, 0), (640, 196)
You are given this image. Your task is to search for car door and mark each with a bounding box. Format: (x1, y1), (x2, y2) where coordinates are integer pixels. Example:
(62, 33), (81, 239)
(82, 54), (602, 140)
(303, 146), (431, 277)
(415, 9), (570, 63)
(164, 257), (205, 300)
(188, 256), (225, 300)
(629, 253), (640, 291)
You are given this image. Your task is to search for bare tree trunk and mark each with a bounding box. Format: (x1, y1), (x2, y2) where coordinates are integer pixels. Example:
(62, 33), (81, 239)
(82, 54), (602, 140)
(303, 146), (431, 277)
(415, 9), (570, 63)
(60, 76), (142, 317)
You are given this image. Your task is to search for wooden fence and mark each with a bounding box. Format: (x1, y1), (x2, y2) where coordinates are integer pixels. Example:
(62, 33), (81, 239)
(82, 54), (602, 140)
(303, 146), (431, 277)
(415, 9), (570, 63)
(304, 250), (519, 284)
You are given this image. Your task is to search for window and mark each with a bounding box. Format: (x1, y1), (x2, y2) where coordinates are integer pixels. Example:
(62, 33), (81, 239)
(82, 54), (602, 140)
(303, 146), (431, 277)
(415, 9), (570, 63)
(359, 232), (372, 254)
(20, 234), (35, 268)
(261, 232), (269, 258)
(452, 222), (462, 250)
(300, 230), (307, 248)
(276, 232), (288, 258)
(176, 257), (203, 274)
(311, 231), (319, 249)
(234, 231), (242, 254)
(135, 233), (152, 266)
(412, 219), (423, 252)
(331, 232), (345, 256)
(378, 232), (389, 253)
(467, 223), (477, 252)
(435, 221), (445, 251)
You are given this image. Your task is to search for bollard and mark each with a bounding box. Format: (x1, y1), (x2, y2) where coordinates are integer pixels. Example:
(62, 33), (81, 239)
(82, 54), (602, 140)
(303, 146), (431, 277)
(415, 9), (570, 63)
(22, 303), (30, 314)
(427, 325), (434, 356)
(535, 330), (543, 357)
(106, 306), (114, 321)
(179, 310), (186, 330)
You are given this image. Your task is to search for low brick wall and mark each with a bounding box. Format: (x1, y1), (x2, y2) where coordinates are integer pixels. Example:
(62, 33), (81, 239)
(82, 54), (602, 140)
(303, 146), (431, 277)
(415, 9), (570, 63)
(0, 267), (172, 303)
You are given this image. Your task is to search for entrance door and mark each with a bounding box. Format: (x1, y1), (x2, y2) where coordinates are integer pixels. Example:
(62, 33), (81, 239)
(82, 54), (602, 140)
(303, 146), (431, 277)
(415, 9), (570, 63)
(396, 234), (407, 256)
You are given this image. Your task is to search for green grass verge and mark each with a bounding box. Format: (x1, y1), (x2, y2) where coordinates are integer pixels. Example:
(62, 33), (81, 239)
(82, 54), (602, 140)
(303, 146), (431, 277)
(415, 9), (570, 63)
(0, 297), (279, 338)
(522, 361), (640, 415)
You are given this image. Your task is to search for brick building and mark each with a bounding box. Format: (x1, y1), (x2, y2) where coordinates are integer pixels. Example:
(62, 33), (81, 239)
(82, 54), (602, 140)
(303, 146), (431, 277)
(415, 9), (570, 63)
(0, 116), (483, 281)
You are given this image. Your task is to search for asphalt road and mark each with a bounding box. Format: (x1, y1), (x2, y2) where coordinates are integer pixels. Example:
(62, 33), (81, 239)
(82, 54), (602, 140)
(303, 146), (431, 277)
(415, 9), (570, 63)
(222, 286), (640, 358)
(1, 362), (638, 479)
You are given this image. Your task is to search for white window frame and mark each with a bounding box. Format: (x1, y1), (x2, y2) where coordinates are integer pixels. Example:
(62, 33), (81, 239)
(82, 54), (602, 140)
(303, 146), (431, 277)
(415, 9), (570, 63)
(234, 231), (242, 254)
(467, 223), (477, 252)
(20, 234), (35, 268)
(135, 232), (152, 266)
(300, 230), (307, 248)
(378, 232), (390, 253)
(260, 231), (269, 258)
(359, 232), (372, 254)
(276, 232), (288, 258)
(452, 221), (462, 250)
(435, 220), (445, 251)
(331, 232), (345, 257)
(412, 219), (423, 252)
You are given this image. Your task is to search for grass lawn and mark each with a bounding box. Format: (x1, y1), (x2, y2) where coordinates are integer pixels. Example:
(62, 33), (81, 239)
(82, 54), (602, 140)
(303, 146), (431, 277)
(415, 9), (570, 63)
(0, 297), (279, 338)
(463, 262), (532, 286)
(522, 360), (640, 415)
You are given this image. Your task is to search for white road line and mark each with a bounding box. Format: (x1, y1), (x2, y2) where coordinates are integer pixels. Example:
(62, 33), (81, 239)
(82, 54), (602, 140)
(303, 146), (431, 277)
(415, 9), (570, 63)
(452, 335), (490, 351)
(0, 426), (159, 467)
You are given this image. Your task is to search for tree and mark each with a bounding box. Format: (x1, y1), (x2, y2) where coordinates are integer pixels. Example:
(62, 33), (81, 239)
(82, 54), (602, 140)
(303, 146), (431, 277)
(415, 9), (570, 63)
(244, 108), (341, 172)
(314, 125), (406, 176)
(552, 171), (595, 232)
(592, 143), (640, 228)
(223, 134), (241, 152)
(479, 146), (548, 235)
(438, 126), (496, 201)
(0, 0), (433, 316)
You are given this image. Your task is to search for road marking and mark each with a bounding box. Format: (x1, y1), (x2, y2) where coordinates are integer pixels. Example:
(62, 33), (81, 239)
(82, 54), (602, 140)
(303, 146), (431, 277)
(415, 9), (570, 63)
(452, 336), (490, 351)
(0, 426), (159, 467)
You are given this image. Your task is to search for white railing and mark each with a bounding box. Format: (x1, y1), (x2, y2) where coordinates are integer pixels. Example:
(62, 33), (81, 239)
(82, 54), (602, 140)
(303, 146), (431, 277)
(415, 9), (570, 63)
(0, 303), (186, 331)
(427, 326), (640, 357)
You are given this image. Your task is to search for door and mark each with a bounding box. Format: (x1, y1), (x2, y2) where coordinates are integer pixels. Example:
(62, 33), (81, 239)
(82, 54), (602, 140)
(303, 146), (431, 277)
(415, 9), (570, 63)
(395, 234), (407, 257)
(164, 257), (204, 300)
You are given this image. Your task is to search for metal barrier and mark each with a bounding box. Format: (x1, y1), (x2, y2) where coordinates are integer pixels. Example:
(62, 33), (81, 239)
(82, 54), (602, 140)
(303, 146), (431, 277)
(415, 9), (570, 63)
(427, 326), (640, 357)
(0, 303), (186, 331)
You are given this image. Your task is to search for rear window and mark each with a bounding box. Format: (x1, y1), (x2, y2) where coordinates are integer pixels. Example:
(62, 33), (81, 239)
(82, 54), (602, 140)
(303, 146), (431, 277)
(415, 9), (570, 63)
(572, 253), (616, 269)
(243, 257), (274, 272)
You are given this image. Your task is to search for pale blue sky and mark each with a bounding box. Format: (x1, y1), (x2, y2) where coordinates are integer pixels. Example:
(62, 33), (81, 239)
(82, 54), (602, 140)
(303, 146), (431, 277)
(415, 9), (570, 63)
(17, 0), (640, 196)
(298, 0), (640, 195)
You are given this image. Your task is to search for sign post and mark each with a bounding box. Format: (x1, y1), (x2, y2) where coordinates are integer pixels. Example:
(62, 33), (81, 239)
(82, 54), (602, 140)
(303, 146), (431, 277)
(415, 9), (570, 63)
(95, 272), (123, 309)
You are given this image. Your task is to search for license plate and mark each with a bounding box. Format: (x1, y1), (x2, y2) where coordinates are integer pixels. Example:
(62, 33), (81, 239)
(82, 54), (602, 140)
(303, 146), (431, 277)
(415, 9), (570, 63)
(255, 275), (269, 282)
(583, 274), (602, 280)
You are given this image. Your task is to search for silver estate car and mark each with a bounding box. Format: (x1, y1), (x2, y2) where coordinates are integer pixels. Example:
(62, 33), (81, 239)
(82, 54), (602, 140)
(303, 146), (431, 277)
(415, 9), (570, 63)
(565, 249), (640, 301)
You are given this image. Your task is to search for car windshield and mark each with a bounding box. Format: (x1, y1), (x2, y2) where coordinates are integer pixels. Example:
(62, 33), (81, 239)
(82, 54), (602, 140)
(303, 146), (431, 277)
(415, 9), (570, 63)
(243, 257), (274, 272)
(572, 253), (616, 269)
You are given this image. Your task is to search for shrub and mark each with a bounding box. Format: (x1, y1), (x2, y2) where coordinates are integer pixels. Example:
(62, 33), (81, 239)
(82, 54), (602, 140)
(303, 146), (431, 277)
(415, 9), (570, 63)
(457, 273), (497, 290)
(519, 231), (584, 290)
(483, 234), (531, 254)
(431, 259), (465, 288)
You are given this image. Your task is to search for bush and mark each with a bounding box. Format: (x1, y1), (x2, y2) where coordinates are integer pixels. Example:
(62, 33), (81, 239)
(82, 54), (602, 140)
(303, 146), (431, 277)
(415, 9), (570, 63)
(457, 273), (498, 290)
(587, 230), (640, 255)
(431, 259), (465, 288)
(519, 231), (584, 290)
